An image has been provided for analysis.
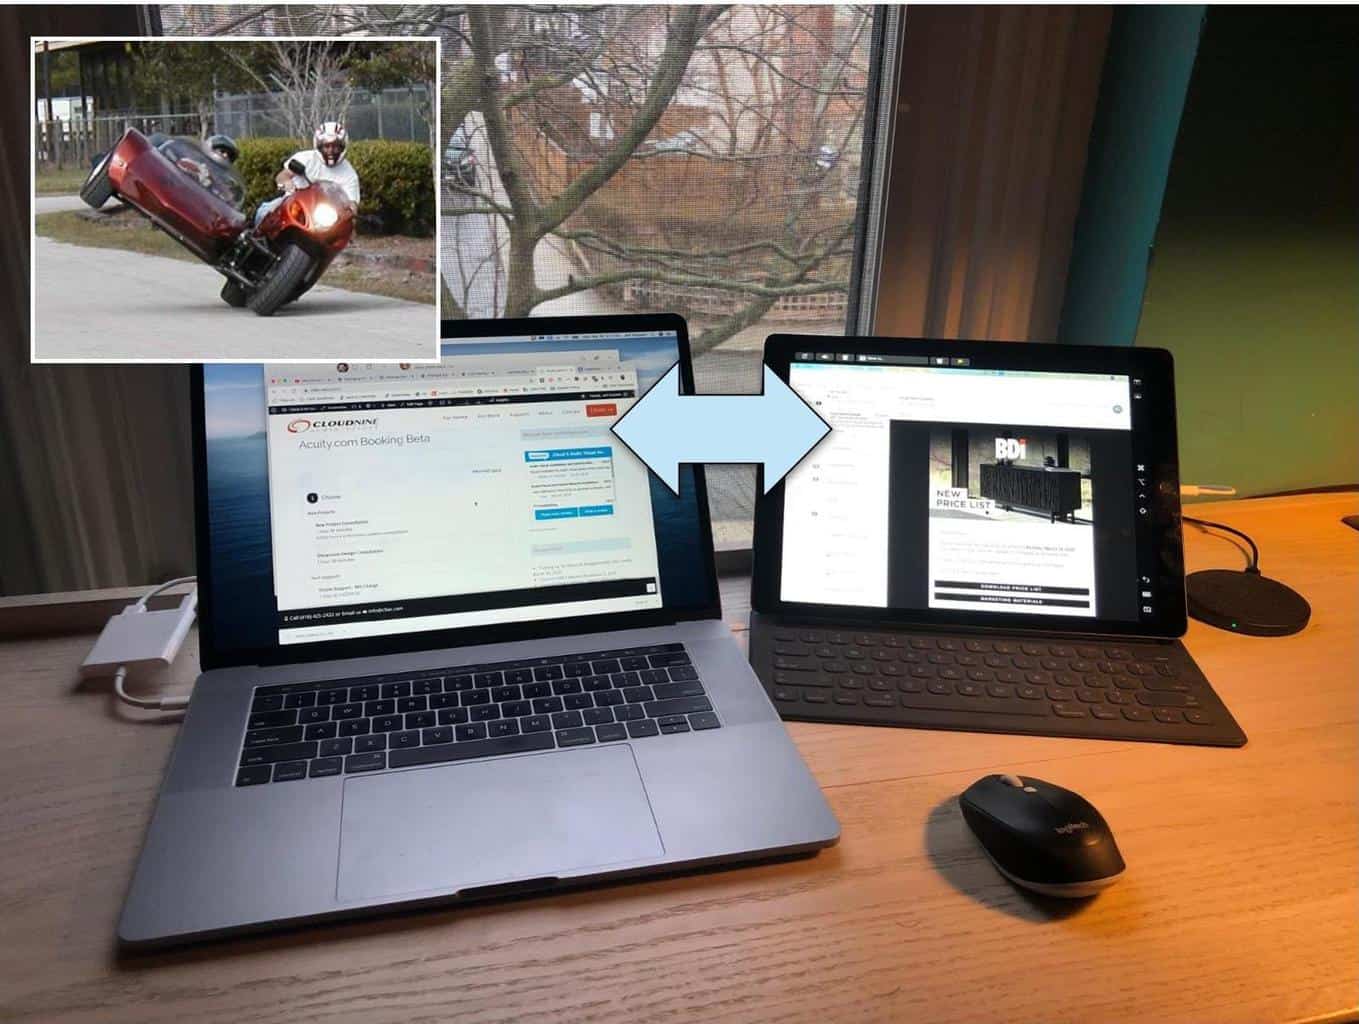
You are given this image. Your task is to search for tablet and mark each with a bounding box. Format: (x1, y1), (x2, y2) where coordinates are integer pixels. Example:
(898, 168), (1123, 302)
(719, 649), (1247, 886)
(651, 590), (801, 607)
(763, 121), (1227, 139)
(752, 336), (1187, 639)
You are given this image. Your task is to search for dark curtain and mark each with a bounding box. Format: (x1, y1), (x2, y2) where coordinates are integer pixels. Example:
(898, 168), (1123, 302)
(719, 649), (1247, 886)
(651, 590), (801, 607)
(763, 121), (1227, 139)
(1, 6), (195, 596)
(874, 6), (1112, 341)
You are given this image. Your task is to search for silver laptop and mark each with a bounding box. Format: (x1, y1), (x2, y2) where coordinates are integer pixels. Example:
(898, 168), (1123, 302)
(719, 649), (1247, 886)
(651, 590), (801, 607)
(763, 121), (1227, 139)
(120, 314), (838, 948)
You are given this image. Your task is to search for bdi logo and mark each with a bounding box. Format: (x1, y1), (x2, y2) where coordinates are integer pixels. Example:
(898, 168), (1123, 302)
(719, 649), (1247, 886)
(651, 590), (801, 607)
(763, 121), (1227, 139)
(288, 419), (312, 433)
(995, 437), (1027, 460)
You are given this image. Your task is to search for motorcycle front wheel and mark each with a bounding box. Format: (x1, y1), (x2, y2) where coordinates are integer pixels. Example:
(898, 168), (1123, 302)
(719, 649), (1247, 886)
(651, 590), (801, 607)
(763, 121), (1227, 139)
(247, 243), (314, 317)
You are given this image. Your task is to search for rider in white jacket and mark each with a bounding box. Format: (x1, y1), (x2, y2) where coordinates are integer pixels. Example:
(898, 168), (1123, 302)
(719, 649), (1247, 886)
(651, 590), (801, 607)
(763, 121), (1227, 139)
(255, 122), (361, 225)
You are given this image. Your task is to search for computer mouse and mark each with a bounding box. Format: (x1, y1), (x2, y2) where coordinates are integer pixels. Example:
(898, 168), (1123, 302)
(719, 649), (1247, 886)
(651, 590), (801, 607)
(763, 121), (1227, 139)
(959, 773), (1125, 897)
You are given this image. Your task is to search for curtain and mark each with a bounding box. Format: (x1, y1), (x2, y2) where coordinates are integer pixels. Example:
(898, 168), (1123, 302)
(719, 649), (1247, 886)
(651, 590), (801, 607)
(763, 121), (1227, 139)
(874, 6), (1112, 341)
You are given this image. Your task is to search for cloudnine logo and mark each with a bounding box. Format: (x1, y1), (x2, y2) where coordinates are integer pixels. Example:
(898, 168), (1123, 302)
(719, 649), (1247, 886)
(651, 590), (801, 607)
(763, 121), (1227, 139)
(288, 417), (379, 433)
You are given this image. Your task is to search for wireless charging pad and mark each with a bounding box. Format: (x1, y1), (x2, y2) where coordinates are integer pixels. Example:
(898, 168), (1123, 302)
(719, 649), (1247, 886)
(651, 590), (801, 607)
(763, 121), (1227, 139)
(1186, 569), (1311, 636)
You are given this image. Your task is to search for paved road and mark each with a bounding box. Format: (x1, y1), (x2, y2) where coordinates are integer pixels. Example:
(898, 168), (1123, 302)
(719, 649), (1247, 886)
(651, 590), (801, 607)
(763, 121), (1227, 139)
(34, 237), (437, 362)
(33, 193), (91, 214)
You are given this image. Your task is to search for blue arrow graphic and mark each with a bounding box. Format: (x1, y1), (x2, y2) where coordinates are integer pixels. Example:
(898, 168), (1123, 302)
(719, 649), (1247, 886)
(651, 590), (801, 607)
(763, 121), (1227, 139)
(611, 364), (830, 495)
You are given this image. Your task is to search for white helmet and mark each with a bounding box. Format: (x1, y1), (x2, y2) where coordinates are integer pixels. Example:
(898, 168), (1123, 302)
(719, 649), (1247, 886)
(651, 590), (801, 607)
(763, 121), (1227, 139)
(314, 121), (348, 166)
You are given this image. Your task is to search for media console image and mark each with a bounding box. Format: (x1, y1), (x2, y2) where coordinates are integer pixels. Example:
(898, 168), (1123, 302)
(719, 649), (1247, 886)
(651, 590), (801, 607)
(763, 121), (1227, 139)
(929, 427), (1095, 526)
(923, 425), (1099, 615)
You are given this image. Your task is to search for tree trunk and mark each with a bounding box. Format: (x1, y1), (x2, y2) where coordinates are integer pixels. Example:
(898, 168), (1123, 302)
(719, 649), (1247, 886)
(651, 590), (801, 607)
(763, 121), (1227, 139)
(503, 221), (540, 318)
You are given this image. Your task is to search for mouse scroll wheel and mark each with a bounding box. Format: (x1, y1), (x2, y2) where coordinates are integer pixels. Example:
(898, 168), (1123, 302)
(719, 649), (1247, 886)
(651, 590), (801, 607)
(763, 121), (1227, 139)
(1000, 774), (1025, 788)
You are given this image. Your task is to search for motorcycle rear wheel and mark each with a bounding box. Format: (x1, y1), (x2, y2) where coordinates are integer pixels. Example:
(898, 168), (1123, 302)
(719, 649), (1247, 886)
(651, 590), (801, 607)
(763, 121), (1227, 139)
(80, 151), (115, 209)
(220, 279), (248, 307)
(247, 243), (314, 317)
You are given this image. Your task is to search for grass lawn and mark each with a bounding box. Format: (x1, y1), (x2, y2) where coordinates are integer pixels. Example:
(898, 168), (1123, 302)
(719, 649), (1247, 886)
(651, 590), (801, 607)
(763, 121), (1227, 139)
(34, 166), (90, 196)
(35, 209), (434, 305)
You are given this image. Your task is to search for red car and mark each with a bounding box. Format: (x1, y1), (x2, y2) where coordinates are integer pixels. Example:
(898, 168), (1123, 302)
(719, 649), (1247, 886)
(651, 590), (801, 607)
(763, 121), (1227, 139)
(80, 128), (356, 316)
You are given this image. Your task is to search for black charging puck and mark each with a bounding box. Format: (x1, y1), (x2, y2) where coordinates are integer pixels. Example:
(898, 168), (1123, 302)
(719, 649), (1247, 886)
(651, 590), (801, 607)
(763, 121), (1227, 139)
(1186, 569), (1311, 636)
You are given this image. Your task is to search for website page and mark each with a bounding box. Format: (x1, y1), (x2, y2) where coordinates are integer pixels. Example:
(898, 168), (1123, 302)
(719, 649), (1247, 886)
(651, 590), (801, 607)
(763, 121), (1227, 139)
(262, 337), (668, 645)
(782, 357), (1143, 623)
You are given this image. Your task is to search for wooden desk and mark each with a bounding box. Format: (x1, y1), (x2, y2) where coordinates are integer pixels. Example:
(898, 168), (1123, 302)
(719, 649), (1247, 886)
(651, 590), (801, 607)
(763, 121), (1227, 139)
(2, 493), (1356, 1024)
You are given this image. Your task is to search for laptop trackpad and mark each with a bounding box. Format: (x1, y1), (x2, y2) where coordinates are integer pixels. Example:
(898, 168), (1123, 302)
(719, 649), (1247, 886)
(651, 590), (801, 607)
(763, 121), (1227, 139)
(337, 745), (663, 902)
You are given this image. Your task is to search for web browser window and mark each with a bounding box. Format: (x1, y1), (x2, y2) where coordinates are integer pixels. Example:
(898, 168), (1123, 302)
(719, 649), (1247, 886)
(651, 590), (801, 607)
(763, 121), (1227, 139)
(261, 338), (664, 645)
(782, 359), (1142, 622)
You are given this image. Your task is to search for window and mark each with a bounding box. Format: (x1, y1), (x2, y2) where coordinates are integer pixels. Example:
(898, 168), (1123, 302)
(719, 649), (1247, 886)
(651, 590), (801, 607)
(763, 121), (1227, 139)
(436, 6), (894, 549)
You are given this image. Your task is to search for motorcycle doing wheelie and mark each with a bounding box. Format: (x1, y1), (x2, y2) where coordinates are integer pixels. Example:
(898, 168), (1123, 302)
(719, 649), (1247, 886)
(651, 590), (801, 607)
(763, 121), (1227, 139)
(80, 128), (356, 316)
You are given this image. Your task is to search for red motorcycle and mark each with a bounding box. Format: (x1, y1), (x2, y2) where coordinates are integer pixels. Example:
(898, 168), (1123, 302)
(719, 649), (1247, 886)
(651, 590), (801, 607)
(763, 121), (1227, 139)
(80, 128), (356, 316)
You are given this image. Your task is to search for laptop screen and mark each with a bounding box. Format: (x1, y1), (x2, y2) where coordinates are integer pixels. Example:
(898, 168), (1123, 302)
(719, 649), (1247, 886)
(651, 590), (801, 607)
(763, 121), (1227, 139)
(779, 353), (1155, 626)
(200, 323), (713, 656)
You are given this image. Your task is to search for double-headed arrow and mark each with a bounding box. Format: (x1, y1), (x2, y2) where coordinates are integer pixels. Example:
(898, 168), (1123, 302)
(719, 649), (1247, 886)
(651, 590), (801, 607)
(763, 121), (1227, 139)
(611, 365), (830, 495)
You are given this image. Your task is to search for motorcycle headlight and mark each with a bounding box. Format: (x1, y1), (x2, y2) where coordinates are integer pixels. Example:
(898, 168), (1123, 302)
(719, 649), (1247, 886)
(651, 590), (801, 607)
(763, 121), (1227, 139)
(313, 203), (339, 229)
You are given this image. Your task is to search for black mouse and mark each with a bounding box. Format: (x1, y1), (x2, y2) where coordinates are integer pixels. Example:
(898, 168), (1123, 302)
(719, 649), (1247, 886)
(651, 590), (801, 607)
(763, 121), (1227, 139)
(959, 773), (1125, 897)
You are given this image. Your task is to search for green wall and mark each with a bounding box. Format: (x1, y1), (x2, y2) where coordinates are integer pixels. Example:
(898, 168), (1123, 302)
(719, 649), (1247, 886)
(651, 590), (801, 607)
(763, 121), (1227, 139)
(1059, 6), (1205, 348)
(1134, 9), (1359, 495)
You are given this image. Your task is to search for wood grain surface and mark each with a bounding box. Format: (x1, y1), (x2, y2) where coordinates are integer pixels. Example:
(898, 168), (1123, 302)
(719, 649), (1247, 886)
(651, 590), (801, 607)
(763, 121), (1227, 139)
(2, 494), (1355, 1024)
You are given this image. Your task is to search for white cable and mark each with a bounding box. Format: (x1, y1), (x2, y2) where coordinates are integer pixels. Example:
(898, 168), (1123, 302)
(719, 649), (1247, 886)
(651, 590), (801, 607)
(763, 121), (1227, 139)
(112, 576), (197, 712)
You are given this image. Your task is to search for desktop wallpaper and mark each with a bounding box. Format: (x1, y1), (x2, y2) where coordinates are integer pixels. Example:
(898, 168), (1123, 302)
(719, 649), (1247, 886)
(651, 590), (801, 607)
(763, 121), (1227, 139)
(202, 336), (709, 654)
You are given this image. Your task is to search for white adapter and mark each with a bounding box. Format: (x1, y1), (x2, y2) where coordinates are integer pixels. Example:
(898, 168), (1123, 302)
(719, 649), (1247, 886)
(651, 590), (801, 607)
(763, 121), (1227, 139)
(81, 585), (198, 679)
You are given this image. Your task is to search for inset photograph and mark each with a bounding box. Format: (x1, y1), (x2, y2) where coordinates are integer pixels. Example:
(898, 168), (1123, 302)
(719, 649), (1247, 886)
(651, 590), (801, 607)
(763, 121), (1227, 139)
(32, 37), (439, 362)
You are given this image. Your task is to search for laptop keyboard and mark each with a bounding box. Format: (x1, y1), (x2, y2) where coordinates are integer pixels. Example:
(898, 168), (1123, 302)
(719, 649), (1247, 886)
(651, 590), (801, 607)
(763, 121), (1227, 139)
(752, 625), (1246, 747)
(234, 643), (719, 786)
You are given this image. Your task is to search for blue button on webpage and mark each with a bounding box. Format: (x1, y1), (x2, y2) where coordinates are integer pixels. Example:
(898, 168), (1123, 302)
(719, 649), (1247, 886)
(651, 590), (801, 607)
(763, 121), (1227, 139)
(579, 505), (615, 517)
(533, 507), (580, 521)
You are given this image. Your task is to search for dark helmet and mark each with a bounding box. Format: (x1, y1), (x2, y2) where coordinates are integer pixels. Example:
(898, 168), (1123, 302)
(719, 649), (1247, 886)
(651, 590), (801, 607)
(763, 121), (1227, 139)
(205, 134), (239, 165)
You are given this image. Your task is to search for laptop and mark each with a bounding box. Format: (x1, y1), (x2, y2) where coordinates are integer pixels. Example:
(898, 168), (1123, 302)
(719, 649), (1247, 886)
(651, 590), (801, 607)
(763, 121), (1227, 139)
(119, 314), (838, 948)
(749, 335), (1247, 748)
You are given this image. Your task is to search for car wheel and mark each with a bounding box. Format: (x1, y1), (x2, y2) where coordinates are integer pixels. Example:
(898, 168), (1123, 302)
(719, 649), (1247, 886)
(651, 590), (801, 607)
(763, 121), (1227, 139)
(247, 243), (314, 317)
(80, 151), (115, 209)
(220, 279), (249, 308)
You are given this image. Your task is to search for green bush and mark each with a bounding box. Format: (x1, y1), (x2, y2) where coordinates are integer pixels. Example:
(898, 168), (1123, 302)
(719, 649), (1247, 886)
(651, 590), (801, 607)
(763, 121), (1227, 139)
(236, 137), (435, 237)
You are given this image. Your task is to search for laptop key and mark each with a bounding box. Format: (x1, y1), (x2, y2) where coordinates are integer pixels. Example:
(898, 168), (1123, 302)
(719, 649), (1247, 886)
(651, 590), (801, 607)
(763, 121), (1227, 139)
(373, 714), (403, 732)
(438, 707), (470, 726)
(381, 682), (411, 699)
(613, 704), (644, 722)
(422, 726), (454, 745)
(643, 696), (713, 719)
(390, 730), (421, 749)
(522, 682), (552, 699)
(521, 715), (551, 733)
(563, 693), (593, 710)
(557, 727), (597, 747)
(309, 757), (342, 778)
(236, 765), (272, 786)
(387, 731), (555, 769)
(345, 752), (386, 773)
(244, 725), (304, 747)
(319, 738), (352, 757)
(596, 723), (628, 742)
(652, 680), (705, 701)
(271, 761), (307, 782)
(689, 712), (721, 730)
(456, 723), (488, 741)
(248, 709), (297, 730)
(626, 719), (660, 739)
(250, 694), (284, 713)
(284, 692), (316, 709)
(622, 686), (655, 703)
(471, 705), (500, 722)
(354, 734), (386, 753)
(304, 722), (338, 741)
(552, 710), (584, 730)
(239, 741), (317, 767)
(489, 719), (520, 738)
(506, 669), (534, 685)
